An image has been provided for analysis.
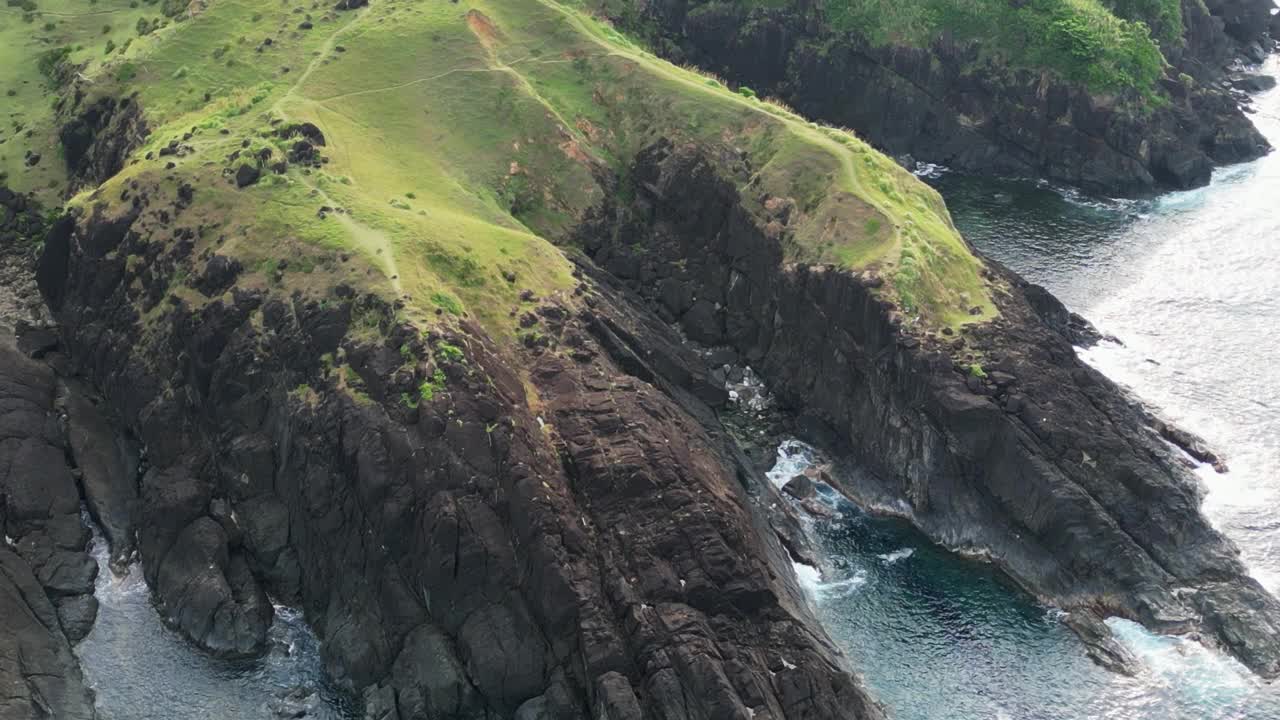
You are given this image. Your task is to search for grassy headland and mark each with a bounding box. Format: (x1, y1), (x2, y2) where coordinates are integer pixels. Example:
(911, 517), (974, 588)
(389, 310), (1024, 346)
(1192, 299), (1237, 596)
(4, 0), (997, 338)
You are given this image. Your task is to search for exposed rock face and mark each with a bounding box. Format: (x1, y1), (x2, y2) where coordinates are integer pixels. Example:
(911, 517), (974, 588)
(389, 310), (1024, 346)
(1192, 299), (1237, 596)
(1, 189), (53, 328)
(38, 174), (882, 717)
(0, 548), (96, 720)
(0, 328), (97, 719)
(576, 139), (1280, 677)
(57, 95), (149, 191)
(620, 0), (1274, 195)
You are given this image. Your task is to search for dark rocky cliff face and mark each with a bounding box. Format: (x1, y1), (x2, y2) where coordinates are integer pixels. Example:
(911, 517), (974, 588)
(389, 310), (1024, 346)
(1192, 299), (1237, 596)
(33, 176), (883, 719)
(617, 0), (1275, 196)
(576, 139), (1280, 677)
(0, 192), (98, 720)
(57, 94), (150, 193)
(0, 330), (98, 720)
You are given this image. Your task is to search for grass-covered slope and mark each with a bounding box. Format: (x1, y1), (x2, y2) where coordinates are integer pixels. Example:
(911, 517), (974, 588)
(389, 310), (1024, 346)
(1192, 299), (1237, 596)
(4, 0), (996, 333)
(1, 0), (160, 192)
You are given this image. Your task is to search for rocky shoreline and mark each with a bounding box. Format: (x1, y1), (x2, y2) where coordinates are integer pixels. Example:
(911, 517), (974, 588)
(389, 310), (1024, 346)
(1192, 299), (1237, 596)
(576, 139), (1280, 678)
(613, 0), (1278, 196)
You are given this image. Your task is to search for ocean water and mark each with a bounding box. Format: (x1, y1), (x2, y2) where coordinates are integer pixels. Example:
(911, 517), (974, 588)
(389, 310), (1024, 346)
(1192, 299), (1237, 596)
(934, 58), (1280, 597)
(772, 442), (1280, 720)
(777, 57), (1280, 719)
(75, 524), (357, 720)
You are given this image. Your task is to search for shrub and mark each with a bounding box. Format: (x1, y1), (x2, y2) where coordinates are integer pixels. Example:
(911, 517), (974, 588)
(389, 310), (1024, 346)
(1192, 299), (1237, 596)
(430, 292), (463, 315)
(436, 341), (464, 363)
(36, 46), (73, 85)
(419, 369), (447, 402)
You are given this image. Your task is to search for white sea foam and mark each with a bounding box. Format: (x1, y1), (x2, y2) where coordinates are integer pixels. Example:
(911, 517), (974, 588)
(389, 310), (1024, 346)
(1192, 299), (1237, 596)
(877, 548), (914, 564)
(912, 162), (949, 179)
(767, 439), (820, 489)
(793, 561), (823, 598)
(1106, 618), (1262, 708)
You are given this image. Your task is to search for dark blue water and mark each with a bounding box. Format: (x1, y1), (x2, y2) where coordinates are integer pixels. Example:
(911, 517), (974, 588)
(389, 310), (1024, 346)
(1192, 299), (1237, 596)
(771, 442), (1280, 720)
(75, 524), (357, 719)
(781, 55), (1280, 720)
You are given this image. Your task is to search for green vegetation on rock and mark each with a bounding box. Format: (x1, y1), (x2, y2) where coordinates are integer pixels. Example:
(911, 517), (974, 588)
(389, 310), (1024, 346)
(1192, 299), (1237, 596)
(6, 0), (999, 344)
(683, 0), (1172, 95)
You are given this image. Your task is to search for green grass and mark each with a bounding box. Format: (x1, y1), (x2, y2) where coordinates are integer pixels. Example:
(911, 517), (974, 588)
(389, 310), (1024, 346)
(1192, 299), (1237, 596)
(0, 0), (157, 200)
(10, 0), (998, 343)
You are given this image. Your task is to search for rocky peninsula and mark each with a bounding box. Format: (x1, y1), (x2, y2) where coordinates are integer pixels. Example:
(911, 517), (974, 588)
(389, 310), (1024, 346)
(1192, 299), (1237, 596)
(1, 0), (1277, 718)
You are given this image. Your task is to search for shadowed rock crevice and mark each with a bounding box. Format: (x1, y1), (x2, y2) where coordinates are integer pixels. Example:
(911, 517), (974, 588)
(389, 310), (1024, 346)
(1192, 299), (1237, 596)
(57, 95), (149, 192)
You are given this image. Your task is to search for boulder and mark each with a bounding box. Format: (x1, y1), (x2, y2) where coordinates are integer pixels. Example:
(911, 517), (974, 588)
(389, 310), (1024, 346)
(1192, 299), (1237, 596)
(782, 474), (816, 500)
(63, 381), (139, 566)
(681, 298), (724, 344)
(155, 517), (272, 658)
(55, 594), (100, 643)
(195, 254), (242, 297)
(15, 324), (59, 358)
(389, 623), (483, 718)
(235, 163), (261, 188)
(1231, 73), (1278, 92)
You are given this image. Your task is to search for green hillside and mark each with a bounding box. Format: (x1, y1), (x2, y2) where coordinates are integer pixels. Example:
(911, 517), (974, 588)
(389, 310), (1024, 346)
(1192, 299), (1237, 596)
(2, 0), (996, 334)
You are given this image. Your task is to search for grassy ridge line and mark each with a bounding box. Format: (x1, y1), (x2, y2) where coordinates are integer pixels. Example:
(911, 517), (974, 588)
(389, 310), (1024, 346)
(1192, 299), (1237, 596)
(547, 0), (994, 325)
(266, 4), (403, 298)
(17, 0), (995, 336)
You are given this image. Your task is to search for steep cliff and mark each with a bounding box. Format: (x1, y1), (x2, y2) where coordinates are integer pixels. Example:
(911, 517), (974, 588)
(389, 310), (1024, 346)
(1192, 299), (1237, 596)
(9, 0), (957, 716)
(599, 0), (1277, 195)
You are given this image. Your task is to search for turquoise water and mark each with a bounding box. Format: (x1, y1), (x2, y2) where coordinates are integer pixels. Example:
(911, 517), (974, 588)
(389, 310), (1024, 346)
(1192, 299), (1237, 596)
(781, 56), (1280, 720)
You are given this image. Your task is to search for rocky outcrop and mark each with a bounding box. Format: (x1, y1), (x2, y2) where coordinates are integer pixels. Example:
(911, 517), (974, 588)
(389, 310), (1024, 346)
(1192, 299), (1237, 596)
(0, 328), (97, 720)
(1, 189), (53, 328)
(57, 95), (149, 191)
(37, 173), (882, 716)
(618, 0), (1275, 195)
(576, 139), (1280, 677)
